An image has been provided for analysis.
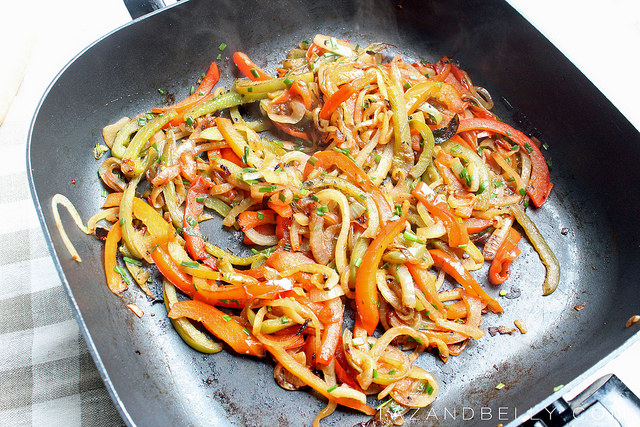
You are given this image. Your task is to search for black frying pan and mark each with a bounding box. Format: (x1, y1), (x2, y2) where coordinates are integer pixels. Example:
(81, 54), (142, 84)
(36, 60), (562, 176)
(27, 0), (640, 425)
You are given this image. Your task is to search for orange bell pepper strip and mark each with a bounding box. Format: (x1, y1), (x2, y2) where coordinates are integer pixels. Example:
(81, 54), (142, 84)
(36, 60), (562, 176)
(272, 121), (314, 140)
(237, 210), (277, 231)
(267, 200), (293, 218)
(406, 263), (447, 314)
(457, 117), (553, 207)
(179, 146), (198, 183)
(102, 192), (123, 208)
(197, 281), (287, 302)
(233, 51), (271, 81)
(220, 147), (243, 167)
(264, 343), (376, 416)
(429, 249), (503, 313)
(412, 181), (469, 248)
(464, 217), (494, 234)
(151, 245), (197, 297)
(489, 227), (522, 285)
(319, 82), (356, 120)
(168, 299), (265, 357)
(356, 217), (407, 335)
(304, 150), (393, 223)
(316, 297), (343, 365)
(104, 222), (127, 294)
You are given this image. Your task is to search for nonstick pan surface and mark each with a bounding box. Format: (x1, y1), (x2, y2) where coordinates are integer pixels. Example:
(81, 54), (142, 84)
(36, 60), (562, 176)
(27, 0), (640, 425)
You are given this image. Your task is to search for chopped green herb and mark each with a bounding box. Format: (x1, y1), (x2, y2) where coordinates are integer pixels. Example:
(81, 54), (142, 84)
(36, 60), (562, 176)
(425, 384), (434, 395)
(257, 212), (264, 220)
(222, 314), (231, 322)
(157, 88), (166, 95)
(308, 156), (318, 166)
(524, 200), (529, 209)
(123, 256), (142, 266)
(542, 142), (549, 150)
(278, 192), (286, 202)
(451, 144), (461, 152)
(137, 117), (147, 126)
(403, 82), (412, 90)
(510, 145), (519, 151)
(476, 181), (487, 195)
(185, 116), (195, 127)
(499, 289), (507, 296)
(388, 370), (396, 375)
(113, 266), (133, 287)
(524, 142), (533, 153)
(119, 217), (125, 226)
(281, 316), (289, 324)
(259, 185), (276, 193)
(283, 77), (294, 87)
(190, 86), (195, 95)
(327, 385), (338, 393)
(196, 197), (205, 203)
(354, 258), (362, 268)
(553, 384), (564, 393)
(101, 189), (107, 198)
(496, 383), (505, 390)
(181, 261), (200, 268)
(250, 68), (260, 78)
(216, 53), (222, 60)
(218, 42), (227, 51)
(242, 327), (251, 336)
(519, 188), (526, 196)
(372, 369), (378, 379)
(403, 230), (424, 244)
(374, 153), (381, 163)
(311, 194), (319, 202)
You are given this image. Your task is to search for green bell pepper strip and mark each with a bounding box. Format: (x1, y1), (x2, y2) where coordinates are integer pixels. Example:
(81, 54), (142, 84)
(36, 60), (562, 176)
(408, 120), (436, 179)
(121, 110), (177, 178)
(510, 204), (560, 295)
(163, 280), (223, 353)
(183, 91), (246, 122)
(110, 118), (141, 159)
(233, 72), (314, 96)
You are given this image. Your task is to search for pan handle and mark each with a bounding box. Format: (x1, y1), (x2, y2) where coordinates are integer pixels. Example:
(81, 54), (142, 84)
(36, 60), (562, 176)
(123, 0), (166, 20)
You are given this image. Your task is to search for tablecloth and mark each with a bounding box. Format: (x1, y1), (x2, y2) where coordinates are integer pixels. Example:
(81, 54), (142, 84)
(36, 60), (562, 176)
(0, 1), (638, 426)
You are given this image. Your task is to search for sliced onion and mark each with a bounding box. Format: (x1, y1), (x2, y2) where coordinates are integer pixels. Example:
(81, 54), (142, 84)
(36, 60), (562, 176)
(244, 228), (278, 246)
(263, 99), (306, 124)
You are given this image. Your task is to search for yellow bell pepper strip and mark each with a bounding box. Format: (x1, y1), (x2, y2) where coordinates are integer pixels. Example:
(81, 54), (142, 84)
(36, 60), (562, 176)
(183, 176), (214, 265)
(510, 204), (560, 295)
(489, 227), (522, 285)
(319, 82), (356, 120)
(216, 117), (260, 168)
(408, 120), (436, 179)
(356, 217), (407, 335)
(104, 222), (127, 294)
(121, 109), (177, 178)
(233, 51), (272, 81)
(316, 297), (343, 366)
(428, 249), (503, 313)
(303, 150), (393, 224)
(168, 299), (265, 357)
(163, 280), (222, 354)
(263, 343), (376, 415)
(457, 117), (553, 207)
(412, 181), (469, 248)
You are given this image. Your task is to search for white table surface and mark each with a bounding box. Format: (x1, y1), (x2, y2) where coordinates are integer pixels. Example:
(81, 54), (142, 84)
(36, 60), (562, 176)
(0, 0), (638, 425)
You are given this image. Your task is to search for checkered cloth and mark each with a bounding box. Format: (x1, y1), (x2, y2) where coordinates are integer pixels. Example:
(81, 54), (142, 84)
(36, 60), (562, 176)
(0, 1), (130, 425)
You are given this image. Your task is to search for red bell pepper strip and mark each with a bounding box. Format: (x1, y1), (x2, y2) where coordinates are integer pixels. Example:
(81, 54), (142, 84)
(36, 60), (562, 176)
(319, 82), (357, 120)
(464, 217), (494, 234)
(305, 42), (325, 61)
(304, 150), (393, 223)
(183, 176), (213, 262)
(272, 121), (313, 140)
(457, 117), (553, 207)
(197, 281), (287, 302)
(489, 227), (522, 285)
(168, 299), (265, 357)
(102, 192), (123, 208)
(233, 51), (271, 81)
(153, 62), (220, 114)
(334, 337), (365, 392)
(316, 297), (343, 365)
(412, 181), (469, 248)
(104, 222), (127, 294)
(179, 146), (198, 183)
(356, 217), (406, 335)
(150, 164), (180, 187)
(429, 249), (503, 313)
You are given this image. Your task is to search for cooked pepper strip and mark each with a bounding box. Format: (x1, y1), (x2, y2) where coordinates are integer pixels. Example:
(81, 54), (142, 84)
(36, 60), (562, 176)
(104, 222), (127, 294)
(412, 181), (469, 248)
(304, 150), (392, 224)
(168, 299), (265, 357)
(183, 176), (213, 263)
(429, 249), (503, 313)
(316, 297), (343, 365)
(319, 82), (356, 120)
(356, 217), (407, 335)
(233, 51), (272, 81)
(457, 117), (553, 207)
(489, 227), (522, 285)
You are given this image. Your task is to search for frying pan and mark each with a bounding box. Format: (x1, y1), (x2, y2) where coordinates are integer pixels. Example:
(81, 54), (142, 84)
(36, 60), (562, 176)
(27, 0), (640, 425)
